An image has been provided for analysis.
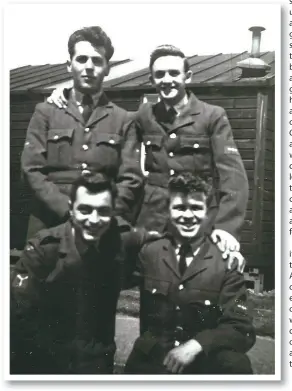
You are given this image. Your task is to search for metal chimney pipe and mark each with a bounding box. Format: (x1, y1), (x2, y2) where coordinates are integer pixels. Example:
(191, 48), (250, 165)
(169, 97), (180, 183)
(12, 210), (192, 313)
(249, 26), (265, 58)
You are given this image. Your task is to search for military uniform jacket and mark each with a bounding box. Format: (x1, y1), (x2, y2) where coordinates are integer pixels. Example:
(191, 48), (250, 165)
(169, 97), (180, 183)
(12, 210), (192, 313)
(134, 235), (255, 359)
(10, 219), (146, 374)
(21, 93), (143, 237)
(134, 92), (249, 239)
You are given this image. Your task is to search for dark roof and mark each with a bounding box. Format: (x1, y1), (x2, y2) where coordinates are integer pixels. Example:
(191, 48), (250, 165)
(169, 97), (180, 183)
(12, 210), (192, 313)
(10, 59), (130, 91)
(10, 51), (275, 93)
(103, 51), (275, 89)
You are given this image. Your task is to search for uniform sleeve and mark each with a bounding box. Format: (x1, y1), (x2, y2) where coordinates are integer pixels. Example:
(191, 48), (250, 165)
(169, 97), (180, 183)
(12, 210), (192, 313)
(115, 117), (144, 224)
(10, 240), (47, 359)
(195, 267), (256, 355)
(21, 103), (70, 219)
(209, 107), (249, 239)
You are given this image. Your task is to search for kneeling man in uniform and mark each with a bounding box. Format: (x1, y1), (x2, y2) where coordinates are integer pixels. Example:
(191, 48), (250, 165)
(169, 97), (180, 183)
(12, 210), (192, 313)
(125, 172), (255, 374)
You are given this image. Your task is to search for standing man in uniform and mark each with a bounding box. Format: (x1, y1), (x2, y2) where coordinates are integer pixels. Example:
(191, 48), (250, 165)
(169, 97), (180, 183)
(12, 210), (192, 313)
(21, 26), (143, 239)
(134, 45), (249, 252)
(124, 172), (255, 374)
(47, 44), (248, 254)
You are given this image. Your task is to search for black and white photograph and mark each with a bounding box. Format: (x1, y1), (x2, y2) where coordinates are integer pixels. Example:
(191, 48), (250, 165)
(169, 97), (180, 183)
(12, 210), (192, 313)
(4, 2), (280, 381)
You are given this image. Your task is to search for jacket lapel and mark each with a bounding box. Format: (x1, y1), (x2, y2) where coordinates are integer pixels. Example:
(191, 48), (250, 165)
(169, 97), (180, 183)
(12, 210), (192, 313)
(161, 239), (181, 279)
(64, 98), (84, 123)
(168, 92), (202, 133)
(86, 93), (112, 127)
(180, 239), (213, 282)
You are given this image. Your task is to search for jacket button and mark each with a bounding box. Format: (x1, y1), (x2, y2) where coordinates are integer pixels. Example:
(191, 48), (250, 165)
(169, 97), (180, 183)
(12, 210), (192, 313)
(178, 284), (184, 290)
(170, 133), (176, 139)
(176, 306), (180, 310)
(109, 139), (115, 144)
(82, 145), (89, 151)
(82, 170), (90, 176)
(84, 127), (90, 133)
(146, 140), (151, 145)
(174, 340), (180, 347)
(169, 152), (174, 157)
(193, 143), (199, 148)
(152, 288), (157, 294)
(144, 171), (149, 176)
(81, 163), (88, 169)
(170, 169), (175, 176)
(205, 300), (211, 305)
(53, 135), (59, 140)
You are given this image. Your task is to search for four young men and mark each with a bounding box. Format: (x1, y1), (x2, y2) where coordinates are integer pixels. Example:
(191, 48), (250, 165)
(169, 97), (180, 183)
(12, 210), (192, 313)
(11, 25), (253, 375)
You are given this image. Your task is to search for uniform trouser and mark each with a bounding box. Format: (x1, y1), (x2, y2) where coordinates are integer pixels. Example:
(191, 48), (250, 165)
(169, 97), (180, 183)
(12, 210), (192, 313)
(124, 342), (253, 374)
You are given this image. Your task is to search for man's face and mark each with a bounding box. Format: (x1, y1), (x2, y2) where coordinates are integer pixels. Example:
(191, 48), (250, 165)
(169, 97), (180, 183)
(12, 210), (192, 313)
(150, 55), (192, 105)
(67, 41), (109, 94)
(169, 192), (207, 240)
(70, 186), (113, 243)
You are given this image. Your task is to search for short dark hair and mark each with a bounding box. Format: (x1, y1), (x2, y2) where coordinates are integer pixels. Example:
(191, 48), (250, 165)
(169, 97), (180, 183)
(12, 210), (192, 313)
(70, 172), (117, 204)
(68, 26), (114, 62)
(149, 44), (190, 73)
(168, 172), (212, 199)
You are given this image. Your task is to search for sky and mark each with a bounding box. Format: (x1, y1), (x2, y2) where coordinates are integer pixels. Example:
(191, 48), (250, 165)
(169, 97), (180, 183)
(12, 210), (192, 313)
(4, 3), (280, 70)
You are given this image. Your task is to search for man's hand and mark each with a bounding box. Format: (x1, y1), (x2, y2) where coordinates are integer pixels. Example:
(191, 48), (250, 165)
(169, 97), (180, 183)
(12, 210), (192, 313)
(226, 251), (246, 274)
(163, 339), (202, 374)
(47, 87), (69, 109)
(211, 229), (240, 253)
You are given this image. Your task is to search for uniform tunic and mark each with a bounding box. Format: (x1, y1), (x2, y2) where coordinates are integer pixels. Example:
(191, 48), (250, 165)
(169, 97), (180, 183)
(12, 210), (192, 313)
(10, 219), (146, 374)
(21, 92), (143, 239)
(134, 92), (249, 239)
(125, 234), (255, 374)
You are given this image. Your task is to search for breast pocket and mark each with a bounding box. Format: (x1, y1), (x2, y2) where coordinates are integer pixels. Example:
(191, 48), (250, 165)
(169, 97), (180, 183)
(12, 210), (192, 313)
(179, 136), (211, 171)
(47, 128), (74, 167)
(94, 133), (122, 171)
(143, 135), (164, 169)
(143, 278), (175, 328)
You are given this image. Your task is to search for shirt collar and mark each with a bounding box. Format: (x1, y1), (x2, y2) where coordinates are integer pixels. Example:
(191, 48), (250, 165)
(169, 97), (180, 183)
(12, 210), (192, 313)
(72, 88), (103, 108)
(164, 219), (207, 255)
(164, 93), (189, 116)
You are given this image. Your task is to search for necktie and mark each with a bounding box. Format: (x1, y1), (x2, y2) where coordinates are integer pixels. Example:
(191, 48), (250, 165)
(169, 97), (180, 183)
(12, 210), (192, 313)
(167, 106), (177, 123)
(82, 94), (93, 123)
(178, 243), (192, 276)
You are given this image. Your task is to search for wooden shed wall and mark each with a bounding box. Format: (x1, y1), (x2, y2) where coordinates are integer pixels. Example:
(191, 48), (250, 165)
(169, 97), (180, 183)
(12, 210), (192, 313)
(10, 86), (275, 270)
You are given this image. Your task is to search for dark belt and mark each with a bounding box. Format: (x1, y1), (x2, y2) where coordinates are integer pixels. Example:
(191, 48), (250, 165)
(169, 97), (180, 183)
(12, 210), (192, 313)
(47, 171), (81, 184)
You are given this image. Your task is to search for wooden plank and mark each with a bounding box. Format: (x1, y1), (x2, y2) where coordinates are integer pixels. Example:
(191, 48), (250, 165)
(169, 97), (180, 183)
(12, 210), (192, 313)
(10, 112), (34, 121)
(234, 98), (258, 108)
(264, 181), (274, 191)
(236, 140), (256, 149)
(201, 98), (235, 108)
(229, 119), (257, 129)
(233, 130), (256, 139)
(225, 108), (257, 119)
(10, 104), (38, 113)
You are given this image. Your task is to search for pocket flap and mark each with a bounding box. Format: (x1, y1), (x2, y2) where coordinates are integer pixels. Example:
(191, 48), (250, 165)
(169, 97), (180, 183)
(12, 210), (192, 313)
(180, 137), (210, 149)
(48, 128), (74, 141)
(144, 134), (163, 147)
(144, 278), (170, 295)
(95, 133), (121, 145)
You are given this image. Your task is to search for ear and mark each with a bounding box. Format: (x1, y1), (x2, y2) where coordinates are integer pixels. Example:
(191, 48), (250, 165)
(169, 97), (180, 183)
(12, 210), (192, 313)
(149, 74), (154, 86)
(185, 70), (193, 84)
(67, 59), (72, 74)
(104, 63), (110, 77)
(68, 200), (73, 216)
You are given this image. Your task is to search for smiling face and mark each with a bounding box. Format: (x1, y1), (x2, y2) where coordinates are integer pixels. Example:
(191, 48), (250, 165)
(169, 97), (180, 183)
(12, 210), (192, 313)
(150, 55), (192, 106)
(67, 41), (109, 94)
(169, 191), (207, 240)
(70, 186), (113, 243)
